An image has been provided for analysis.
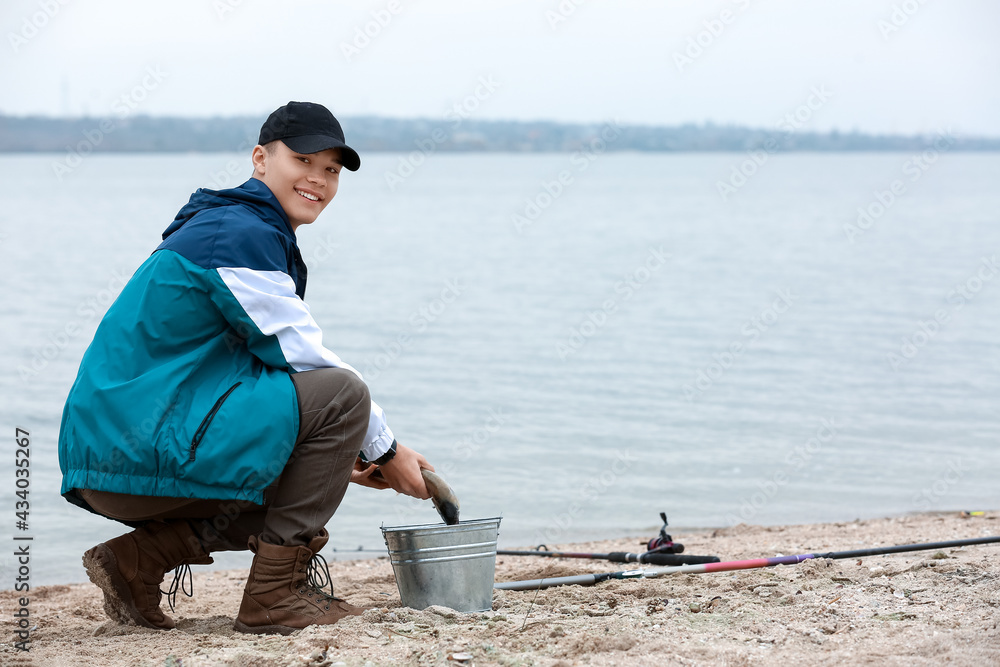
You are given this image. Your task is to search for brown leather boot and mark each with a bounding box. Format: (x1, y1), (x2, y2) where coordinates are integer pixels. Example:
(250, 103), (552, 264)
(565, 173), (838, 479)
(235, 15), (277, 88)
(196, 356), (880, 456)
(82, 520), (213, 629)
(234, 529), (364, 635)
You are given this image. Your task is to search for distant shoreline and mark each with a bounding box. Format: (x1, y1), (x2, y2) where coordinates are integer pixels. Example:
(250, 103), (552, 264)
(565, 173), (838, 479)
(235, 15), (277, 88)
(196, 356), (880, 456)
(6, 147), (1000, 153)
(3, 114), (998, 153)
(8, 148), (1000, 155)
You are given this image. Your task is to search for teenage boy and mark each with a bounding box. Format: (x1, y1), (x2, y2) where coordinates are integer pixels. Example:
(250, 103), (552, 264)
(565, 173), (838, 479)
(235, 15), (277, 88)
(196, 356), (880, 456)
(58, 101), (433, 635)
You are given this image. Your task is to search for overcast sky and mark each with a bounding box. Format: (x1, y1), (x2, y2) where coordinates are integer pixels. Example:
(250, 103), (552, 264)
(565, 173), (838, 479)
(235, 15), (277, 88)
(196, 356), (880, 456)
(3, 0), (998, 136)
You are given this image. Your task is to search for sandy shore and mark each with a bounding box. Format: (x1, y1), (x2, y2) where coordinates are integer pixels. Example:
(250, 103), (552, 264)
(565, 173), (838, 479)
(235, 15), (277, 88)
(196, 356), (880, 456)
(2, 511), (998, 666)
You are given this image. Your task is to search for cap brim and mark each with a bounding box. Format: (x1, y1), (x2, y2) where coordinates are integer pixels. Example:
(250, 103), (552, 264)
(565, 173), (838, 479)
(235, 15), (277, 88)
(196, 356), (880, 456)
(281, 135), (361, 171)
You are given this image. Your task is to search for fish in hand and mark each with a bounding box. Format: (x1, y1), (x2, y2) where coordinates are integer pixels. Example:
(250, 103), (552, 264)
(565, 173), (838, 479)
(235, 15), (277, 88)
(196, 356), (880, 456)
(421, 469), (460, 525)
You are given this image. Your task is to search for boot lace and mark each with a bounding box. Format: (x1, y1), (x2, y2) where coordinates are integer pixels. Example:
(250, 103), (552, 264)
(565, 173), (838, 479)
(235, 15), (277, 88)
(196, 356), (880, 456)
(161, 563), (195, 613)
(301, 552), (343, 609)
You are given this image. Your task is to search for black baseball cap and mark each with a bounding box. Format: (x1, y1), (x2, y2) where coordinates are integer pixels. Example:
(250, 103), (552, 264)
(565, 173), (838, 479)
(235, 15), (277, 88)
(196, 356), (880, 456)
(258, 101), (361, 171)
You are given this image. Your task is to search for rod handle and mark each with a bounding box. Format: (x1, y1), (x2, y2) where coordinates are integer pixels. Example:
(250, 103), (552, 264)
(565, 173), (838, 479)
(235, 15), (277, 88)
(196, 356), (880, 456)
(642, 553), (721, 565)
(607, 552), (721, 565)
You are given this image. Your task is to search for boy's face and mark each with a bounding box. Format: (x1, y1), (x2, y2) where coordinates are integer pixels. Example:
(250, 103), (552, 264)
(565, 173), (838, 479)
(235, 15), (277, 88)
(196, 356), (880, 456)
(251, 141), (342, 230)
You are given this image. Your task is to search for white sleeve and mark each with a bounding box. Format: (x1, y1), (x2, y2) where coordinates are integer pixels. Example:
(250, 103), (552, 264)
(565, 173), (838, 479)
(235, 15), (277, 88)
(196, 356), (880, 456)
(217, 266), (394, 460)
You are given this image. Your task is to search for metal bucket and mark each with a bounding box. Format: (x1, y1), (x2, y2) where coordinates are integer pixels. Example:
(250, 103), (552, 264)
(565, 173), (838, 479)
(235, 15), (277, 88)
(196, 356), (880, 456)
(382, 517), (501, 612)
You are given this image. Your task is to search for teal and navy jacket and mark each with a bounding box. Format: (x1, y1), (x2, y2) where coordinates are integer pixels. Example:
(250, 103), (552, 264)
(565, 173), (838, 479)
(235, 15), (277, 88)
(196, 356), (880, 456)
(58, 178), (394, 505)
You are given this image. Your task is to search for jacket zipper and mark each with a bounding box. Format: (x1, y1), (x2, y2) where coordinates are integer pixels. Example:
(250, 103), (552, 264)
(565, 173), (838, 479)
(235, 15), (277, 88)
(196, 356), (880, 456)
(189, 382), (241, 462)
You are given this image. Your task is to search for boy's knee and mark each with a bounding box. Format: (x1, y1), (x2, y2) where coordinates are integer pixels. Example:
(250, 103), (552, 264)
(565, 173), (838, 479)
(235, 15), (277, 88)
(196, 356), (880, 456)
(295, 367), (371, 409)
(336, 369), (370, 408)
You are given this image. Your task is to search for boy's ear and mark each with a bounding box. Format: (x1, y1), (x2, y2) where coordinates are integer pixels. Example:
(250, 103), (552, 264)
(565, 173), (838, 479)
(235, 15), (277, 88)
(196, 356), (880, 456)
(251, 145), (267, 177)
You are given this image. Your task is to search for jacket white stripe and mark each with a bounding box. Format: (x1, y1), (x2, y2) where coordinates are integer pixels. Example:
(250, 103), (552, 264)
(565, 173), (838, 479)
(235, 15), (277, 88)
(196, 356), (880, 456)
(217, 266), (394, 460)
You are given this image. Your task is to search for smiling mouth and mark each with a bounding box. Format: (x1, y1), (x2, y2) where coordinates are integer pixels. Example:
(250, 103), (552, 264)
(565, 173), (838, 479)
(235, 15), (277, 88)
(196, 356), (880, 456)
(295, 188), (321, 202)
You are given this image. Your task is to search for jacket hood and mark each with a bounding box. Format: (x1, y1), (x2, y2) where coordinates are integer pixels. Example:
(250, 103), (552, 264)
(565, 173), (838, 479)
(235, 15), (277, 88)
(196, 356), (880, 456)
(163, 178), (292, 241)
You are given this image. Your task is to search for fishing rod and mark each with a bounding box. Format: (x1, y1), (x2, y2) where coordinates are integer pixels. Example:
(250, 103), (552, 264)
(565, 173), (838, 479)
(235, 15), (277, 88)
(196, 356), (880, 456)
(498, 512), (718, 565)
(498, 511), (707, 566)
(497, 549), (720, 566)
(494, 534), (1000, 591)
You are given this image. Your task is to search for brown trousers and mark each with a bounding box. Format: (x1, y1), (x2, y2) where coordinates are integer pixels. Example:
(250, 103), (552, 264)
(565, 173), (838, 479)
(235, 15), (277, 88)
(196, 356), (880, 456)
(81, 368), (372, 550)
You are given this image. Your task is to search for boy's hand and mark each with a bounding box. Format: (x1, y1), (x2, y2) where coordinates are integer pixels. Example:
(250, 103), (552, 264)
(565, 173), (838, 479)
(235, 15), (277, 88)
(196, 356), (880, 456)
(377, 442), (434, 499)
(350, 458), (391, 490)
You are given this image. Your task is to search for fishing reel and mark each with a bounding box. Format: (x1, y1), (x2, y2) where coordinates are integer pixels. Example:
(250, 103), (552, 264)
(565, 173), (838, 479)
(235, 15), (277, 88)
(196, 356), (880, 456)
(646, 512), (684, 554)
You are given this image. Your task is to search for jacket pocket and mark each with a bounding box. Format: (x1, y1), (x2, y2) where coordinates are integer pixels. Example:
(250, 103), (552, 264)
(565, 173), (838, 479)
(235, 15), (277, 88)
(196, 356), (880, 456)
(189, 382), (241, 462)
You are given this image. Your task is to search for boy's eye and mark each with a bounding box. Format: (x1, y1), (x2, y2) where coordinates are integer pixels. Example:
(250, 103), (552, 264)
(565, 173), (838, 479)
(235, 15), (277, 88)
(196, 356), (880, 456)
(297, 157), (309, 163)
